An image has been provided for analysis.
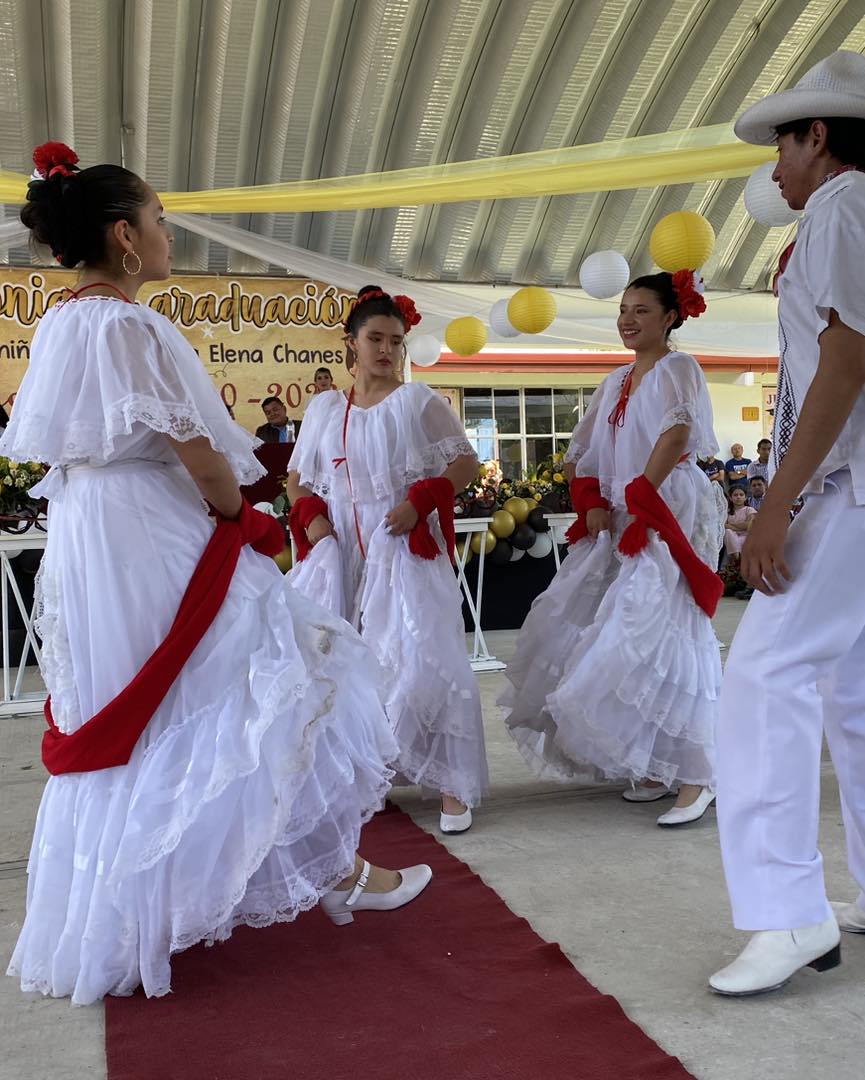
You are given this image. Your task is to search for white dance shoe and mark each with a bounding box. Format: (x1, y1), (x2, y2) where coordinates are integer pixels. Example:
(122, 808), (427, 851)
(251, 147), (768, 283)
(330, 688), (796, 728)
(831, 900), (865, 933)
(656, 788), (715, 827)
(440, 806), (473, 834)
(709, 916), (841, 996)
(622, 783), (675, 803)
(320, 861), (433, 926)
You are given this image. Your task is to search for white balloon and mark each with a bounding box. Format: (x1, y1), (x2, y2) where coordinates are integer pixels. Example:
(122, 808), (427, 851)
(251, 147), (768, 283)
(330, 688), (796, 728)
(744, 163), (799, 227)
(409, 333), (443, 367)
(510, 545), (525, 562)
(489, 297), (520, 338)
(527, 532), (553, 559)
(579, 250), (630, 299)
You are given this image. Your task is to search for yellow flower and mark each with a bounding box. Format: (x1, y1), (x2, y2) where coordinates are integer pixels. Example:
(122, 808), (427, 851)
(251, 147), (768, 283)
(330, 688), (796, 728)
(553, 453), (564, 463)
(553, 472), (565, 484)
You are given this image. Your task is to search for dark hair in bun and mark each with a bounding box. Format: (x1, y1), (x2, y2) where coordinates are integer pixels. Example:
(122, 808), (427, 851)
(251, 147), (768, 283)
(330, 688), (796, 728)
(21, 164), (149, 269)
(625, 272), (684, 333)
(344, 285), (407, 337)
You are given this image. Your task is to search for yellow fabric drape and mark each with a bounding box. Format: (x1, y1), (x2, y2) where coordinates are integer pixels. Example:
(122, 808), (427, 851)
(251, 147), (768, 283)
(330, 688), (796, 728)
(0, 124), (773, 212)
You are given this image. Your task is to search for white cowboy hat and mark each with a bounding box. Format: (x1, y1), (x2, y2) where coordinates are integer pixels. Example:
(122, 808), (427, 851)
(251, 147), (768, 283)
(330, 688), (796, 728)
(735, 50), (865, 145)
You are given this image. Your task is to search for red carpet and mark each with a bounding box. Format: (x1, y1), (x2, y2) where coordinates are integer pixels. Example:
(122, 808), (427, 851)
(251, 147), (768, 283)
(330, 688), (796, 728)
(106, 803), (695, 1080)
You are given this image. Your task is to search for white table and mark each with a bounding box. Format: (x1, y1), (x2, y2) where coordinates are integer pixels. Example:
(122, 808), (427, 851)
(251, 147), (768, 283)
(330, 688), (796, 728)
(454, 517), (505, 673)
(544, 513), (577, 570)
(0, 530), (47, 717)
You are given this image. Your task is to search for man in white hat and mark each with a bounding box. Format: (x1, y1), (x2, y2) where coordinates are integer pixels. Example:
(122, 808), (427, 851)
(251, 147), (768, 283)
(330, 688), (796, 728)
(710, 50), (865, 997)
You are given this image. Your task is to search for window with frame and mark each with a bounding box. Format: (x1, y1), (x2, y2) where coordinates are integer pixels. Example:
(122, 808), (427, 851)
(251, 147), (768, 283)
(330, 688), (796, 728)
(462, 387), (596, 479)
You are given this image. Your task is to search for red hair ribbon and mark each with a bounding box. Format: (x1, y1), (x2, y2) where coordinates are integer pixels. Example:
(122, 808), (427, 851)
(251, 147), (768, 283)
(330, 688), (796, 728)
(342, 290), (421, 334)
(671, 270), (706, 321)
(32, 141), (79, 180)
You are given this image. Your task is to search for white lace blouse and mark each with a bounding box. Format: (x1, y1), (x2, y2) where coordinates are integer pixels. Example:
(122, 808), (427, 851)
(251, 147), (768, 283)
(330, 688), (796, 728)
(0, 299), (264, 484)
(565, 351), (719, 509)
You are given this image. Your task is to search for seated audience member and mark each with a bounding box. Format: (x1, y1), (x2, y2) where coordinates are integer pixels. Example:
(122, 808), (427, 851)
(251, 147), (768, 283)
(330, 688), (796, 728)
(725, 443), (751, 490)
(747, 475), (766, 511)
(700, 452), (726, 487)
(746, 438), (771, 483)
(313, 367), (334, 394)
(255, 396), (300, 444)
(724, 485), (757, 556)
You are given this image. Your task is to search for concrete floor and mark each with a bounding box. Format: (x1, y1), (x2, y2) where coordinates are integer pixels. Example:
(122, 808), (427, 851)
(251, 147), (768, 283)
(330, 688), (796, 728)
(1, 598), (862, 1079)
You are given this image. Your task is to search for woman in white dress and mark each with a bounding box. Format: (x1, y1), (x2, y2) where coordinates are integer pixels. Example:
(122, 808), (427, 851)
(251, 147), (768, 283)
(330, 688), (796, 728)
(502, 272), (724, 826)
(4, 145), (431, 1006)
(286, 287), (488, 834)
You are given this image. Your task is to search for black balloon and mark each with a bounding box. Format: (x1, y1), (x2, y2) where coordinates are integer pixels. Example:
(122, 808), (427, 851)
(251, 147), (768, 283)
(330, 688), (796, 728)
(489, 539), (513, 565)
(527, 507), (549, 532)
(511, 523), (536, 550)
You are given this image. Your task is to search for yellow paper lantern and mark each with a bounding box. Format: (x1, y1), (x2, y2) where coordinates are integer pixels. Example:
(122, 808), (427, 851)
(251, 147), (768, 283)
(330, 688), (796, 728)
(507, 287), (557, 335)
(502, 496), (530, 524)
(273, 546), (293, 573)
(649, 211), (715, 272)
(445, 316), (487, 357)
(470, 529), (497, 556)
(491, 509), (516, 538)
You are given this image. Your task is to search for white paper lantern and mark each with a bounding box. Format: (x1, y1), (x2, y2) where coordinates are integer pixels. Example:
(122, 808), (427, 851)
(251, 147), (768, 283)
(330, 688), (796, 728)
(527, 532), (553, 559)
(579, 250), (631, 299)
(744, 163), (799, 227)
(409, 333), (443, 367)
(490, 297), (520, 338)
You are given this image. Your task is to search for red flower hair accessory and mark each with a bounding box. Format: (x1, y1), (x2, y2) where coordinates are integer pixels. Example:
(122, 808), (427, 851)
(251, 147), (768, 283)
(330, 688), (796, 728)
(342, 289), (422, 334)
(671, 269), (706, 321)
(32, 142), (80, 181)
(392, 294), (421, 331)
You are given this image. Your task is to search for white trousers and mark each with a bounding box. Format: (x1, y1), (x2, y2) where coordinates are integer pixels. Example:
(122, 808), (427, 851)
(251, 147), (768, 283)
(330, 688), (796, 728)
(717, 470), (865, 930)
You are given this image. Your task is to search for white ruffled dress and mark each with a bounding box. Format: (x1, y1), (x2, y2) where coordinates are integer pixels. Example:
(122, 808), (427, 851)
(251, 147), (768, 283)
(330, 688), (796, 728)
(288, 385), (489, 807)
(2, 299), (399, 1005)
(501, 352), (724, 789)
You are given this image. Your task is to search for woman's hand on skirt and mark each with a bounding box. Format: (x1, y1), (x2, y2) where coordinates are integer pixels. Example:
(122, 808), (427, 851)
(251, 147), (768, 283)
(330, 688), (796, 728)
(385, 500), (421, 536)
(585, 507), (611, 538)
(307, 514), (335, 546)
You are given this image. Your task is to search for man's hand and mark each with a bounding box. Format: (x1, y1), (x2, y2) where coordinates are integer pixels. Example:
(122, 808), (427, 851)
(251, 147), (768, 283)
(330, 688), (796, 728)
(307, 514), (335, 547)
(585, 507), (611, 538)
(740, 503), (792, 595)
(386, 500), (420, 536)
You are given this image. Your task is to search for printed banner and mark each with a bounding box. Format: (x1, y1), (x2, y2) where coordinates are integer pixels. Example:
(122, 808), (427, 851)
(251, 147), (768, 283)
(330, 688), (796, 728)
(0, 270), (356, 432)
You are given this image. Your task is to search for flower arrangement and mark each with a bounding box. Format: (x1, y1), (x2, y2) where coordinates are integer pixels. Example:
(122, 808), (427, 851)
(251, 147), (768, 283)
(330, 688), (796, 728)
(0, 458), (48, 523)
(455, 452), (572, 518)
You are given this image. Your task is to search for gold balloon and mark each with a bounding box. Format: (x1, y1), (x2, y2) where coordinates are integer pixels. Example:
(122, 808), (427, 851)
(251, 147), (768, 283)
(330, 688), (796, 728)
(491, 509), (516, 538)
(503, 496), (530, 524)
(470, 528), (497, 555)
(507, 287), (557, 334)
(445, 316), (488, 357)
(649, 211), (715, 272)
(273, 546), (293, 573)
(454, 537), (473, 564)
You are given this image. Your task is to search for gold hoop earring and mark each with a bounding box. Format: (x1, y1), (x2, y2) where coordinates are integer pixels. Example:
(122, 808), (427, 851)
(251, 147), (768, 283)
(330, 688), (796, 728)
(122, 250), (142, 276)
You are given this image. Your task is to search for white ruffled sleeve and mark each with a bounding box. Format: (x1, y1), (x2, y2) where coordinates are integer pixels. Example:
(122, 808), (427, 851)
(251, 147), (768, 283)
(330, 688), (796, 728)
(654, 352), (718, 458)
(564, 373), (613, 469)
(0, 301), (265, 484)
(406, 385), (477, 480)
(287, 391), (335, 497)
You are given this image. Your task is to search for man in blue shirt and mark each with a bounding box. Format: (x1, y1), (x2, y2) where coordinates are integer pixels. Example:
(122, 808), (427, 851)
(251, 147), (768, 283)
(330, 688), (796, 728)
(725, 443), (751, 490)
